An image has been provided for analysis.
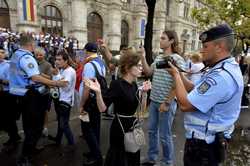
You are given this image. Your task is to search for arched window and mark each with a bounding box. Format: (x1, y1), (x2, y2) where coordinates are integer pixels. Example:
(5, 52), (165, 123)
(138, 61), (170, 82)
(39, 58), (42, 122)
(0, 0), (10, 29)
(87, 12), (103, 43)
(41, 5), (63, 35)
(121, 20), (129, 46)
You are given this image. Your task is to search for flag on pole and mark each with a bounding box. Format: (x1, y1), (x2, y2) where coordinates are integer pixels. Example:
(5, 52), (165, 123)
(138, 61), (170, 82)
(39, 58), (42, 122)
(23, 0), (35, 21)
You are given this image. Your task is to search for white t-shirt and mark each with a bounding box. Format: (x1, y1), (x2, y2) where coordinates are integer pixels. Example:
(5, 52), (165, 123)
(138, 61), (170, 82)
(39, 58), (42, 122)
(189, 62), (205, 83)
(59, 66), (76, 106)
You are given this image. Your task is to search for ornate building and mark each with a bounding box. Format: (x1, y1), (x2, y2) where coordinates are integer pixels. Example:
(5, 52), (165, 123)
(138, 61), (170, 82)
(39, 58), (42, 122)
(0, 0), (202, 53)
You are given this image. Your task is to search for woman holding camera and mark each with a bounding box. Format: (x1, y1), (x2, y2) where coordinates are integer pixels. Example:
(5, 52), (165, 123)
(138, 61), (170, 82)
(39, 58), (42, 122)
(84, 52), (151, 166)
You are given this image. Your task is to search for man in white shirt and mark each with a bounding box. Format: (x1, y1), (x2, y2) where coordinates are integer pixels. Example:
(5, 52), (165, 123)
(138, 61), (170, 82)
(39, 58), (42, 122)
(48, 50), (76, 148)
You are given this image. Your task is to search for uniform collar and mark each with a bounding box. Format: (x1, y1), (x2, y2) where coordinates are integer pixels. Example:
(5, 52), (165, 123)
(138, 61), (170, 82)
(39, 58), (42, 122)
(19, 48), (33, 56)
(209, 56), (233, 70)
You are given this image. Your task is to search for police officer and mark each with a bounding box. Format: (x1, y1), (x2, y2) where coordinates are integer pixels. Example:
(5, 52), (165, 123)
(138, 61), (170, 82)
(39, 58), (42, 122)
(0, 46), (21, 151)
(8, 34), (68, 165)
(167, 24), (243, 166)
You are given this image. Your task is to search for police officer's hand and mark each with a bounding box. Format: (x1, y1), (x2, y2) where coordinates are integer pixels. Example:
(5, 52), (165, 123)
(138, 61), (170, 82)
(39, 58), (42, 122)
(166, 62), (179, 76)
(159, 102), (169, 112)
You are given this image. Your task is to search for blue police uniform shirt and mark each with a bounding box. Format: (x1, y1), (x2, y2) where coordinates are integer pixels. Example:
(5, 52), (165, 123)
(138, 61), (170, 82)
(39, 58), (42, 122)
(185, 57), (243, 144)
(0, 60), (10, 91)
(9, 49), (40, 96)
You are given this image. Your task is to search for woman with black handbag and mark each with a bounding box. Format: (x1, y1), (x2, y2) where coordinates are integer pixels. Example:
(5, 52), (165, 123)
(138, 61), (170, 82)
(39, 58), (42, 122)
(84, 52), (151, 166)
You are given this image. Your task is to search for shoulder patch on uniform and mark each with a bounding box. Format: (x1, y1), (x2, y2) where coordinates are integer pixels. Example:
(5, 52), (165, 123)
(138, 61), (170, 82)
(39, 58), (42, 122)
(28, 63), (34, 69)
(205, 77), (217, 86)
(197, 81), (211, 94)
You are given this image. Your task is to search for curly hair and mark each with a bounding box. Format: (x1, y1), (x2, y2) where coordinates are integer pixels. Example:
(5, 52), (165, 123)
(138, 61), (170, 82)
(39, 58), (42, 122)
(119, 52), (141, 76)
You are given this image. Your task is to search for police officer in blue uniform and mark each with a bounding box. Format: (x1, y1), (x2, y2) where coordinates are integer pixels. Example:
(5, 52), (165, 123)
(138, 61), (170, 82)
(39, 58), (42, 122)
(167, 24), (244, 166)
(0, 46), (21, 151)
(8, 34), (68, 166)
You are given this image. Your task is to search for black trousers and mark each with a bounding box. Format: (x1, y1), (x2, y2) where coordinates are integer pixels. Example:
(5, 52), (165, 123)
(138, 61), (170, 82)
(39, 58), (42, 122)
(81, 103), (102, 161)
(20, 89), (48, 157)
(184, 138), (220, 166)
(0, 91), (20, 141)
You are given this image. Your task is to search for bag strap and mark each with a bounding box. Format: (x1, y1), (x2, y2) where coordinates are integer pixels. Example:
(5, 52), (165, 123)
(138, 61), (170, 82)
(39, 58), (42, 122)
(90, 61), (101, 77)
(116, 114), (125, 135)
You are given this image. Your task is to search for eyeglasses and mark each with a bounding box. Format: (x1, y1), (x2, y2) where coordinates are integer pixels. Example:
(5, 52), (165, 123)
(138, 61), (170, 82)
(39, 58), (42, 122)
(136, 64), (143, 68)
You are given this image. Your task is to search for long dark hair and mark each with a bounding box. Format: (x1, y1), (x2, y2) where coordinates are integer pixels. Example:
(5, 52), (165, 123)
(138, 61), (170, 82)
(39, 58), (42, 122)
(163, 30), (180, 55)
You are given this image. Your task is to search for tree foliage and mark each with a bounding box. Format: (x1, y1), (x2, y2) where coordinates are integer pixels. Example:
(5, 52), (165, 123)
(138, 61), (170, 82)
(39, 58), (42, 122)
(191, 0), (250, 54)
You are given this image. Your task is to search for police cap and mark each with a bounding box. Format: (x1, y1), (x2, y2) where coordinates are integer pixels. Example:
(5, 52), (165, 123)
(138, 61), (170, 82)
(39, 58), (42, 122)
(199, 24), (234, 43)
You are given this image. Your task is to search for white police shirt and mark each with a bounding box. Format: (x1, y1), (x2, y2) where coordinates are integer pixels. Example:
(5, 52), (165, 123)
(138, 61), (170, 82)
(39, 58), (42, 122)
(185, 57), (243, 143)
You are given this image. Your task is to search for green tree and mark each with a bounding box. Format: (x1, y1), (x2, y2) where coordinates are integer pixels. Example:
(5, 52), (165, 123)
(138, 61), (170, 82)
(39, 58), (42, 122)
(191, 0), (250, 54)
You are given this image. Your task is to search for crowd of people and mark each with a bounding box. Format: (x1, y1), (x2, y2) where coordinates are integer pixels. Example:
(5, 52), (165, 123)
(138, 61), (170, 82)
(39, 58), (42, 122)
(0, 23), (246, 166)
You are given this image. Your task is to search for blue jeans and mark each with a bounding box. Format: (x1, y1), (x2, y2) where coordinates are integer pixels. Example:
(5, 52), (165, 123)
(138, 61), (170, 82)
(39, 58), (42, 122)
(55, 101), (75, 145)
(147, 100), (177, 165)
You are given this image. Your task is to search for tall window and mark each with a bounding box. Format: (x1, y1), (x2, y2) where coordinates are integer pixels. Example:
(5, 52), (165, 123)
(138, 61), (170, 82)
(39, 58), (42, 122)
(183, 2), (190, 19)
(191, 40), (196, 50)
(87, 12), (103, 43)
(0, 0), (10, 29)
(121, 20), (129, 47)
(192, 29), (196, 38)
(41, 5), (63, 35)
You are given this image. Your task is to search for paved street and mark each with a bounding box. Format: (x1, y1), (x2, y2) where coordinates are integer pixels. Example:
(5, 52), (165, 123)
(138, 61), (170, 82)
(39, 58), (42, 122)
(0, 107), (249, 166)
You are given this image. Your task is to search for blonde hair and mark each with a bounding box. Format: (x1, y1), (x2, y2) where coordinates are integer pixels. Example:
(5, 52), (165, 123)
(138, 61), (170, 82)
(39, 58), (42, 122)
(190, 53), (202, 63)
(34, 47), (46, 56)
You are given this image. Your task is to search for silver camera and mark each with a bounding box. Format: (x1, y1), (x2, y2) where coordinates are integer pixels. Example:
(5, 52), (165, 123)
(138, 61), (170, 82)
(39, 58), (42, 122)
(50, 88), (59, 99)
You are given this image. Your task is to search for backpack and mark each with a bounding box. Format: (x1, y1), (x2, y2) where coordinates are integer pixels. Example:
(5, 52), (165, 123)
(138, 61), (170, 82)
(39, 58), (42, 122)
(84, 61), (108, 111)
(90, 61), (108, 95)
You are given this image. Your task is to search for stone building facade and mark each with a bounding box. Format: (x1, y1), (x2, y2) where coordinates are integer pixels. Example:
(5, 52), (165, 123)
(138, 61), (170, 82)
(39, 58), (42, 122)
(0, 0), (203, 53)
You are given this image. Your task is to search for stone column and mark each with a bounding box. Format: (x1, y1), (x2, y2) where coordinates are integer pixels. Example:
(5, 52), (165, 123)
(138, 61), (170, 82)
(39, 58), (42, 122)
(70, 0), (87, 48)
(107, 1), (122, 51)
(16, 0), (40, 32)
